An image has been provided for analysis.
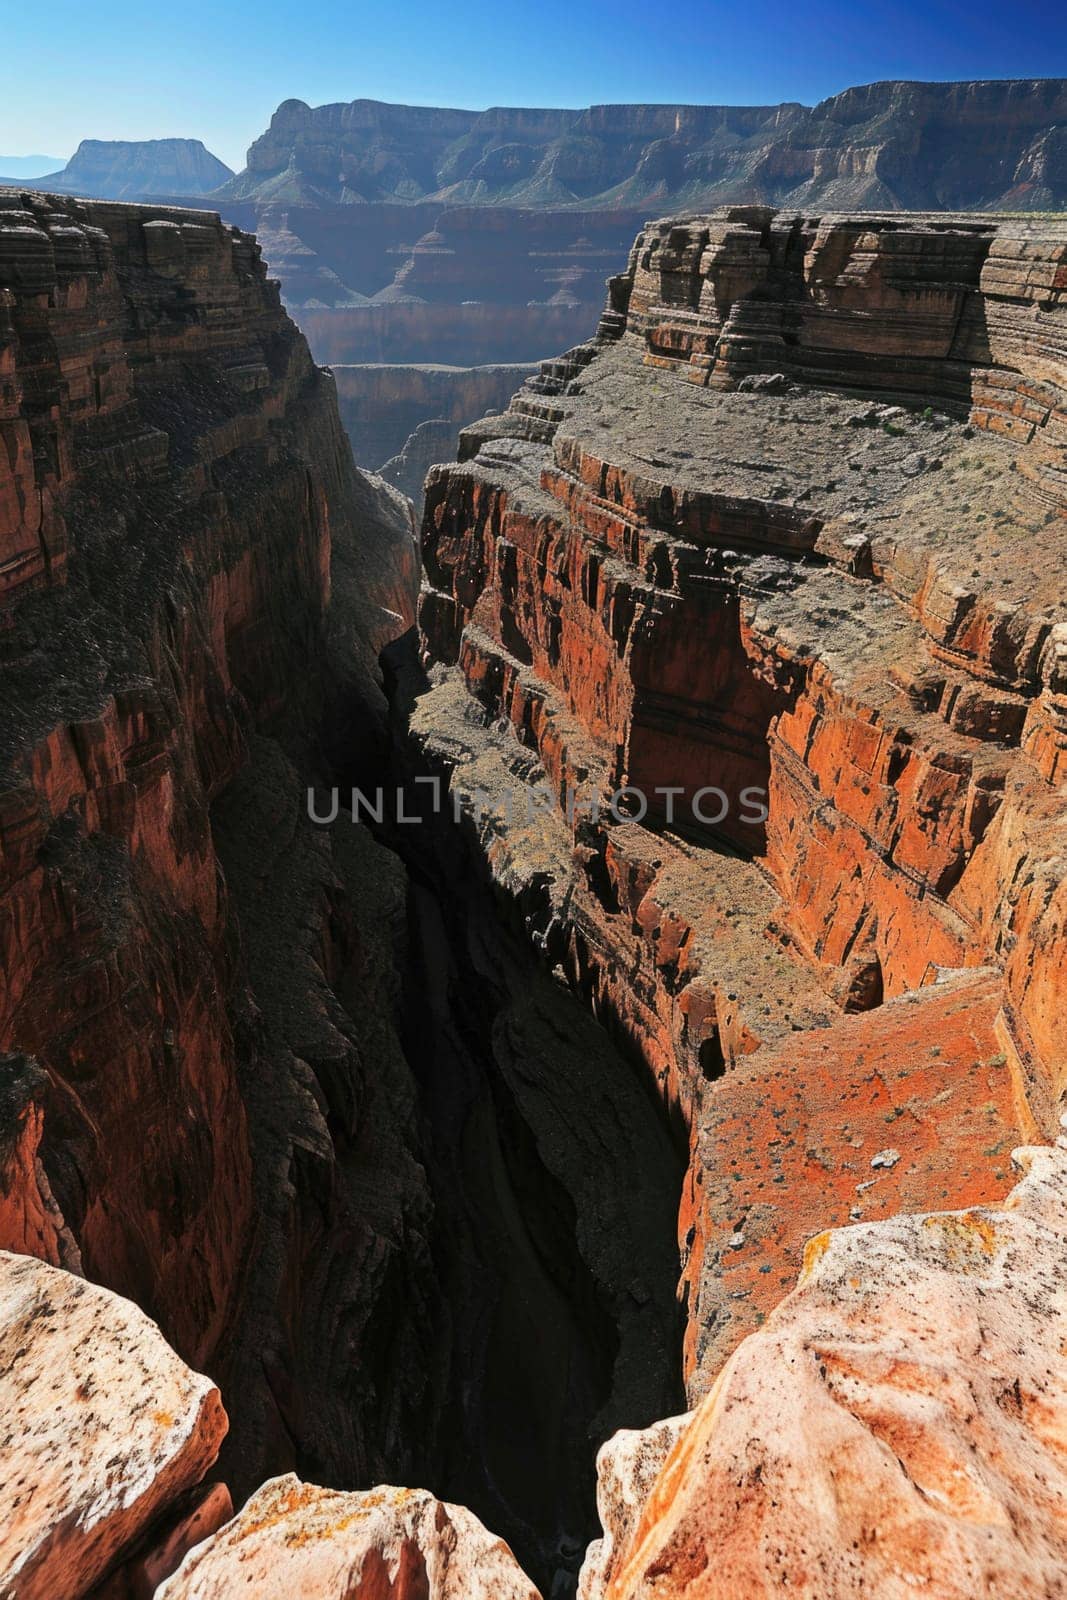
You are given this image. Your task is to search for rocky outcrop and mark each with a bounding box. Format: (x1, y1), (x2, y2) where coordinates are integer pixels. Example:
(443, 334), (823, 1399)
(156, 1475), (540, 1599)
(221, 82), (1067, 211)
(578, 1136), (1067, 1600)
(418, 207), (1067, 1403)
(16, 140), (234, 199)
(0, 1250), (227, 1600)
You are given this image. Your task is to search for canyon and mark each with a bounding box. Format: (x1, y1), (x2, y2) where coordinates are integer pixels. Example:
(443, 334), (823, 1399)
(12, 79), (1065, 535)
(332, 363), (537, 508)
(0, 184), (1065, 1599)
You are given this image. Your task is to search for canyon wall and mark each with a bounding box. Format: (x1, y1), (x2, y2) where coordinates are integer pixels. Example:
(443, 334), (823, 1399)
(0, 189), (685, 1597)
(1, 181), (1065, 1600)
(0, 177), (425, 1480)
(203, 200), (639, 498)
(198, 80), (1067, 540)
(418, 206), (1067, 1393)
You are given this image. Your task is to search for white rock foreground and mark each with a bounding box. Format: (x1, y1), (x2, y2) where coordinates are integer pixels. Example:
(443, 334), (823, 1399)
(3, 1143), (1067, 1599)
(154, 1476), (540, 1599)
(578, 1140), (1067, 1600)
(0, 1251), (226, 1600)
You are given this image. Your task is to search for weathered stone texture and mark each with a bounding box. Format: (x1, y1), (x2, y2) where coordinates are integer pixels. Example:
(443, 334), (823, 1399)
(156, 1475), (541, 1600)
(0, 1251), (225, 1600)
(0, 189), (419, 1486)
(578, 1138), (1067, 1600)
(418, 207), (1067, 1397)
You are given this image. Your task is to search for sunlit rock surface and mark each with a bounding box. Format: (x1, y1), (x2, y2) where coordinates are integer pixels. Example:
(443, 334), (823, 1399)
(0, 1251), (225, 1600)
(578, 1138), (1067, 1599)
(156, 1475), (541, 1600)
(418, 207), (1067, 1391)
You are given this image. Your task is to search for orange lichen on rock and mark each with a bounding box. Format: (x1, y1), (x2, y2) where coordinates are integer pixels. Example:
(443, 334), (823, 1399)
(156, 1474), (541, 1600)
(681, 969), (1029, 1381)
(580, 1138), (1067, 1600)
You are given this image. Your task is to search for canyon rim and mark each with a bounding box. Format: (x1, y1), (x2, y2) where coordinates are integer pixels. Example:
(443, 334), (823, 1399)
(1, 36), (1067, 1600)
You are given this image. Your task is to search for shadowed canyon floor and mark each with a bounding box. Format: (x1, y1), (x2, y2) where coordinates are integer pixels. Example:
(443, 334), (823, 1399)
(0, 193), (1065, 1599)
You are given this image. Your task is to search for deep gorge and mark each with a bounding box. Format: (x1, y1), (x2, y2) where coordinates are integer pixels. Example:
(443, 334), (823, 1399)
(207, 674), (687, 1598)
(0, 185), (1065, 1600)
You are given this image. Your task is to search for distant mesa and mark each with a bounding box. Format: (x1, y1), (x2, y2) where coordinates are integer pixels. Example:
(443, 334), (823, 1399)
(0, 138), (234, 198)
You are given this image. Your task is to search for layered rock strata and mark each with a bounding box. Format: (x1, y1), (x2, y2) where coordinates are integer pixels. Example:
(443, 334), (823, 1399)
(3, 184), (1067, 1600)
(0, 187), (434, 1508)
(223, 83), (1067, 211)
(418, 207), (1067, 1395)
(0, 189), (685, 1596)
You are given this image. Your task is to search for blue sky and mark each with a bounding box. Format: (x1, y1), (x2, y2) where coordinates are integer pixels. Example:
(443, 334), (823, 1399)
(4, 0), (1066, 172)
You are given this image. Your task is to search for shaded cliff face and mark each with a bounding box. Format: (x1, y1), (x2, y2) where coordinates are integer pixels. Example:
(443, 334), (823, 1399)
(0, 190), (684, 1599)
(18, 139), (234, 199)
(222, 81), (1067, 211)
(419, 206), (1067, 1392)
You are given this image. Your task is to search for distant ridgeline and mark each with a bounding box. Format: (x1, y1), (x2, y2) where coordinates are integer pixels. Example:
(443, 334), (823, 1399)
(8, 80), (1061, 494)
(217, 79), (1067, 211)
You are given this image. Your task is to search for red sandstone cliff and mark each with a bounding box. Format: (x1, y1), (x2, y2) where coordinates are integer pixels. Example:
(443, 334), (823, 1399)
(0, 190), (684, 1596)
(418, 206), (1067, 1384)
(0, 189), (428, 1498)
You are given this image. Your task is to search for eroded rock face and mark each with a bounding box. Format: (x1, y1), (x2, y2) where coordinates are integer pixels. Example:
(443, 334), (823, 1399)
(222, 84), (1067, 210)
(579, 1140), (1067, 1600)
(417, 207), (1067, 1397)
(156, 1475), (541, 1600)
(0, 1250), (226, 1600)
(0, 189), (424, 1503)
(0, 187), (684, 1596)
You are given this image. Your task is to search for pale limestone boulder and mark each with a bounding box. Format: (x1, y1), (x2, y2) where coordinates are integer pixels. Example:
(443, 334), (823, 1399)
(0, 1251), (226, 1600)
(577, 1414), (691, 1600)
(581, 1142), (1067, 1600)
(156, 1474), (541, 1599)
